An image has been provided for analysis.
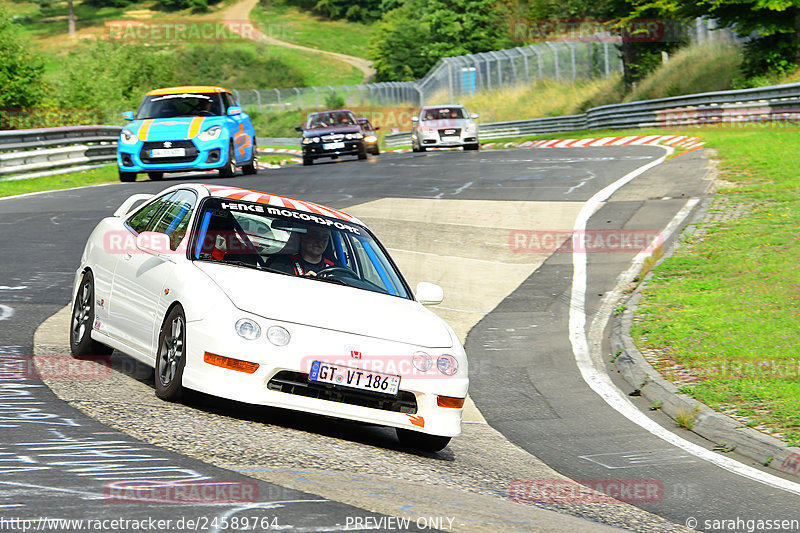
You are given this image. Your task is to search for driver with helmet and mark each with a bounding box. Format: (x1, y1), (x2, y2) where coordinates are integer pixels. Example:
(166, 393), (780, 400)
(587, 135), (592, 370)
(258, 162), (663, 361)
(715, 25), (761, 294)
(270, 225), (334, 276)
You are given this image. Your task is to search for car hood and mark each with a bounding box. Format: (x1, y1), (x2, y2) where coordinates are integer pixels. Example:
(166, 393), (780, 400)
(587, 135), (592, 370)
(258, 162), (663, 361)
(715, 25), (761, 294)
(302, 126), (362, 137)
(194, 262), (453, 348)
(128, 116), (224, 142)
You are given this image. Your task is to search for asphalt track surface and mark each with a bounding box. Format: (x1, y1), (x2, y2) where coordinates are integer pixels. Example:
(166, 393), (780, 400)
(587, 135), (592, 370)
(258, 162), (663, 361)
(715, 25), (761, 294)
(1, 147), (799, 532)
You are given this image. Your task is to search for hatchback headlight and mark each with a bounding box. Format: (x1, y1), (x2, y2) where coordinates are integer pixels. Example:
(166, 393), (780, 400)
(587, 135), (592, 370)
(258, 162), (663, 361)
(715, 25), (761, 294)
(197, 126), (222, 141)
(235, 318), (261, 340)
(364, 135), (378, 143)
(120, 129), (138, 145)
(267, 326), (291, 346)
(437, 355), (458, 376)
(345, 133), (363, 140)
(413, 351), (432, 372)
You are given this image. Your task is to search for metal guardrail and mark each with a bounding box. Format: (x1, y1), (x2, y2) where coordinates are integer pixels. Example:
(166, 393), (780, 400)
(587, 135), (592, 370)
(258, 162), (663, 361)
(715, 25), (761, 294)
(0, 126), (121, 181)
(384, 82), (800, 147)
(4, 81), (800, 176)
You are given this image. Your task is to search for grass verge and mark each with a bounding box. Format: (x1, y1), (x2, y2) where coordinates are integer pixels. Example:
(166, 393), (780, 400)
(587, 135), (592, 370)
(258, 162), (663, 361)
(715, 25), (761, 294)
(631, 125), (800, 446)
(0, 165), (120, 198)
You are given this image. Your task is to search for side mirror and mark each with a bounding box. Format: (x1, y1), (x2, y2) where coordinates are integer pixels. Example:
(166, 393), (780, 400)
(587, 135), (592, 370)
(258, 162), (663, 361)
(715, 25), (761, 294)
(136, 231), (173, 260)
(227, 106), (243, 116)
(295, 125), (303, 132)
(411, 116), (419, 122)
(374, 125), (380, 130)
(122, 111), (134, 121)
(415, 282), (443, 306)
(470, 113), (479, 119)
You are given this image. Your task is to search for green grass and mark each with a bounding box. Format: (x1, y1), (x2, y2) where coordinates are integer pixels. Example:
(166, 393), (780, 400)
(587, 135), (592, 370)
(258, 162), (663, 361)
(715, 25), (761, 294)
(250, 1), (372, 58)
(251, 41), (362, 87)
(632, 125), (800, 446)
(0, 165), (120, 198)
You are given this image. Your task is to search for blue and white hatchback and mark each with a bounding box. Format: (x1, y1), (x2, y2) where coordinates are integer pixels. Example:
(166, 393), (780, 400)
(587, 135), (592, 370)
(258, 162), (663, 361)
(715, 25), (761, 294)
(117, 86), (257, 182)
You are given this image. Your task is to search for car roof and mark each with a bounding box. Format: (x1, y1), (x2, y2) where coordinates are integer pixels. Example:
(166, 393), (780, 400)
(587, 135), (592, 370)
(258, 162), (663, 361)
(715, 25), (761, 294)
(422, 104), (465, 110)
(146, 86), (231, 96)
(310, 109), (356, 115)
(200, 184), (362, 225)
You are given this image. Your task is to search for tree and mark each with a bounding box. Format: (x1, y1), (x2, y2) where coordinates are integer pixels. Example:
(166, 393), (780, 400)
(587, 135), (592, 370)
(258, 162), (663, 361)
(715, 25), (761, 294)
(635, 0), (800, 78)
(0, 9), (47, 108)
(369, 0), (511, 82)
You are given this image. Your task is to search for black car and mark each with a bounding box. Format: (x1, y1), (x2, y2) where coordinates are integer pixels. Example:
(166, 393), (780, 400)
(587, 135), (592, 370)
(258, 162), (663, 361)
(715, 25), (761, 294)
(357, 117), (380, 156)
(296, 109), (367, 166)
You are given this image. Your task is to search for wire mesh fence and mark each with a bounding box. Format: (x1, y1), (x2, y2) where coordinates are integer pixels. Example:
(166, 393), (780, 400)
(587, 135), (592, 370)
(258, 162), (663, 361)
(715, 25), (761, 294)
(233, 39), (623, 111)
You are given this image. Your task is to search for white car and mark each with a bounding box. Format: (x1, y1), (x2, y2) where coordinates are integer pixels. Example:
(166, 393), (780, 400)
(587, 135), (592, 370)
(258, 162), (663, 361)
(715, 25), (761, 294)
(70, 183), (468, 451)
(411, 105), (480, 152)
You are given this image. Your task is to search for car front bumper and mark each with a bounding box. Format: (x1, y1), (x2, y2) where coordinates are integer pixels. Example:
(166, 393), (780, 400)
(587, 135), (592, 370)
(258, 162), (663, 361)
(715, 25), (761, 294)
(117, 137), (231, 172)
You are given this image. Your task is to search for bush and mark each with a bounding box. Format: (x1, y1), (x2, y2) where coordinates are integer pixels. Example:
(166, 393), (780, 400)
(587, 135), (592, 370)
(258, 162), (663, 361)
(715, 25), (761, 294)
(0, 8), (47, 108)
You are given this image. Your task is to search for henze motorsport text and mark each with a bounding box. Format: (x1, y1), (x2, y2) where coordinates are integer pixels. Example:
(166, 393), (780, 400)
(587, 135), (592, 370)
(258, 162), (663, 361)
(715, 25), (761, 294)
(220, 202), (361, 234)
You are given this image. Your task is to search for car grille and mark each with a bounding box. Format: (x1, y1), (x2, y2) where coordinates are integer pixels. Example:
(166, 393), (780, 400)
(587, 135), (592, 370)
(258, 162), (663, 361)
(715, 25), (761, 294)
(438, 128), (461, 138)
(140, 140), (199, 164)
(321, 134), (344, 142)
(267, 371), (418, 414)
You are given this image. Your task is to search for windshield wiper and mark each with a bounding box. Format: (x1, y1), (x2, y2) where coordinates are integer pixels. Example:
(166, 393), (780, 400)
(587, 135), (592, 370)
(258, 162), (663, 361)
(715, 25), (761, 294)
(307, 276), (348, 286)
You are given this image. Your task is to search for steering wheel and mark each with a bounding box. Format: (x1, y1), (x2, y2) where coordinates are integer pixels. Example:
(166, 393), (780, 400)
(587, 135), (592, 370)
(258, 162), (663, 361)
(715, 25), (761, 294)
(318, 266), (358, 279)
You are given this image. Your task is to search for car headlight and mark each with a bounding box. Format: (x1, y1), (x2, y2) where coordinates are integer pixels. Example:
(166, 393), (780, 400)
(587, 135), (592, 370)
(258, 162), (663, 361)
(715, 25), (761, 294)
(197, 126), (222, 141)
(235, 318), (261, 340)
(345, 133), (363, 140)
(436, 355), (457, 376)
(267, 326), (290, 346)
(364, 135), (378, 143)
(413, 351), (432, 372)
(120, 129), (138, 145)
(302, 137), (320, 145)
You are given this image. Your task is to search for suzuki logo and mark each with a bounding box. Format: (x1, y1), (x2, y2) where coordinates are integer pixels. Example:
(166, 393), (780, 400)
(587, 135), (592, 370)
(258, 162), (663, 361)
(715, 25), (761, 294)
(163, 141), (172, 148)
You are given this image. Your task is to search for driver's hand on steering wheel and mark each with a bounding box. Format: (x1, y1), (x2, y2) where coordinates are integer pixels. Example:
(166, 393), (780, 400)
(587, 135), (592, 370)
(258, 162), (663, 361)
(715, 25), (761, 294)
(304, 271), (317, 277)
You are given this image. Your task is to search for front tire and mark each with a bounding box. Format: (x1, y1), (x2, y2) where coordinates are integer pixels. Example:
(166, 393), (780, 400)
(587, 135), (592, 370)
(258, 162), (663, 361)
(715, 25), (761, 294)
(155, 306), (187, 402)
(303, 157), (312, 166)
(396, 428), (451, 452)
(70, 271), (114, 357)
(357, 146), (367, 160)
(218, 141), (236, 178)
(465, 143), (480, 151)
(148, 172), (164, 180)
(119, 170), (136, 182)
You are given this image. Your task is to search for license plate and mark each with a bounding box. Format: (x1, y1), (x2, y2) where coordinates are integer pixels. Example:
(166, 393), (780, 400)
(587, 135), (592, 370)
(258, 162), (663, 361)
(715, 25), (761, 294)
(150, 148), (185, 157)
(323, 142), (345, 150)
(308, 361), (400, 396)
(441, 136), (460, 143)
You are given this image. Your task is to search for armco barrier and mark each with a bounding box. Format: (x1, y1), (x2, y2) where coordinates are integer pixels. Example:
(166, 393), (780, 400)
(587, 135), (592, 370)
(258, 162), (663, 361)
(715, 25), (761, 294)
(0, 125), (121, 181)
(5, 81), (800, 175)
(384, 81), (800, 147)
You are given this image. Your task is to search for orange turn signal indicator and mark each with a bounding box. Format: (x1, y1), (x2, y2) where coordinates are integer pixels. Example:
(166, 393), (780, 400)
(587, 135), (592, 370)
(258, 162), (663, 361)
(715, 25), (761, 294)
(204, 352), (259, 374)
(437, 395), (465, 409)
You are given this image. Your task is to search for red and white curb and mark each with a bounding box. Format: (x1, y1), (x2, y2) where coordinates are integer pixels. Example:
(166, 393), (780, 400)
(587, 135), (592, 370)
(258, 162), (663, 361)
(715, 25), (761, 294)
(385, 135), (704, 153)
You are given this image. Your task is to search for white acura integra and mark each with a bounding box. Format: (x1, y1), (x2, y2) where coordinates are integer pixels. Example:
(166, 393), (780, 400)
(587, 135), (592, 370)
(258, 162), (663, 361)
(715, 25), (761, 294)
(70, 183), (467, 451)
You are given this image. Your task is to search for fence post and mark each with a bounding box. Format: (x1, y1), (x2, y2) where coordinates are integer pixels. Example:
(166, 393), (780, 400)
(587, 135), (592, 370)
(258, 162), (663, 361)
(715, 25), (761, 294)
(294, 87), (301, 108)
(446, 58), (455, 103)
(564, 40), (577, 80)
(252, 90), (261, 112)
(604, 41), (610, 76)
(530, 45), (543, 80)
(546, 41), (560, 82)
(274, 89), (281, 108)
(313, 87), (319, 108)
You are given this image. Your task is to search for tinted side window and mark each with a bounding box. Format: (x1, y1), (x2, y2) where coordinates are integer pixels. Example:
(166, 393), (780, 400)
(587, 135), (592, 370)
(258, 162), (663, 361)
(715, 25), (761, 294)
(222, 92), (236, 110)
(127, 195), (171, 234)
(149, 190), (198, 250)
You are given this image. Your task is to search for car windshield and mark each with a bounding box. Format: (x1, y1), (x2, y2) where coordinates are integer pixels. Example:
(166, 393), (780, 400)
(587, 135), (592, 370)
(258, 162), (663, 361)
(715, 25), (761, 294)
(191, 198), (411, 299)
(421, 107), (467, 121)
(305, 111), (357, 129)
(137, 93), (222, 119)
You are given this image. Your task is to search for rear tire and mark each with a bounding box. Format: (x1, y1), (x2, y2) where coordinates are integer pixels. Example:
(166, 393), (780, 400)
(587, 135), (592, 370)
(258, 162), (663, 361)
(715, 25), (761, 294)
(218, 141), (236, 178)
(242, 138), (258, 175)
(119, 170), (136, 182)
(70, 271), (114, 357)
(396, 428), (451, 452)
(419, 146), (427, 153)
(155, 306), (187, 402)
(147, 172), (164, 180)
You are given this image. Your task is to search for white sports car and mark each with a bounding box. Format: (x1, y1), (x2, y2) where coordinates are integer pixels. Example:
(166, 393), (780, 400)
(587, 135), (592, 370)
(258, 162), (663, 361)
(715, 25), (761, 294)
(70, 183), (468, 451)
